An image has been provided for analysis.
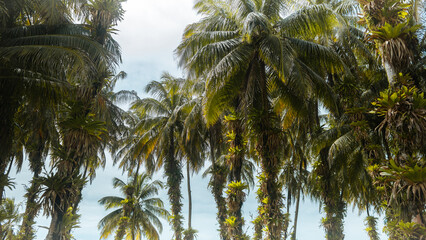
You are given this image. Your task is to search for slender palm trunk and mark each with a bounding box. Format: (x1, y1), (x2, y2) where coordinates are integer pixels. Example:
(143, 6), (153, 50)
(212, 167), (228, 240)
(291, 186), (301, 240)
(186, 161), (193, 239)
(284, 188), (291, 239)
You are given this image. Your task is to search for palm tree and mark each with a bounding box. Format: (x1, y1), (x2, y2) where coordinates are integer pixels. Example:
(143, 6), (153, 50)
(98, 174), (169, 240)
(37, 172), (85, 240)
(176, 1), (344, 238)
(41, 1), (126, 238)
(357, 0), (421, 85)
(130, 73), (188, 240)
(17, 103), (59, 240)
(180, 85), (207, 240)
(0, 0), (113, 182)
(202, 121), (229, 240)
(0, 198), (22, 240)
(0, 1), (117, 235)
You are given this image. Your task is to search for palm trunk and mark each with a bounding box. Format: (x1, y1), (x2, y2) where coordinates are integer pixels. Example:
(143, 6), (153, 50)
(291, 186), (301, 240)
(254, 58), (283, 240)
(166, 127), (184, 240)
(284, 188), (291, 239)
(379, 46), (397, 86)
(45, 199), (65, 240)
(318, 149), (345, 240)
(18, 178), (42, 240)
(212, 169), (228, 240)
(186, 161), (193, 239)
(226, 115), (245, 239)
(260, 153), (283, 240)
(18, 143), (45, 240)
(209, 126), (228, 240)
(364, 215), (379, 240)
(0, 82), (21, 204)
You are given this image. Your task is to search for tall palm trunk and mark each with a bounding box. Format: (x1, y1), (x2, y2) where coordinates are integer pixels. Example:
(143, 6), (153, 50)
(317, 149), (345, 240)
(18, 147), (44, 240)
(208, 126), (228, 240)
(166, 127), (184, 240)
(253, 58), (283, 239)
(0, 83), (20, 235)
(186, 161), (193, 239)
(45, 197), (65, 240)
(225, 113), (245, 239)
(291, 186), (301, 240)
(0, 80), (22, 203)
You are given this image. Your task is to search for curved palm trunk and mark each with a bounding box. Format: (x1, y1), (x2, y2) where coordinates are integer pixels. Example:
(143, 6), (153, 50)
(166, 127), (184, 240)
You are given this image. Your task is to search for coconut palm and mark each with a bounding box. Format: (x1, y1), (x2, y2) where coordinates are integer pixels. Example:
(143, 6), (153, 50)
(41, 1), (126, 238)
(202, 121), (229, 240)
(180, 87), (207, 240)
(16, 103), (59, 240)
(0, 0), (114, 176)
(130, 73), (189, 240)
(176, 0), (345, 238)
(98, 174), (169, 240)
(0, 198), (22, 240)
(37, 172), (85, 240)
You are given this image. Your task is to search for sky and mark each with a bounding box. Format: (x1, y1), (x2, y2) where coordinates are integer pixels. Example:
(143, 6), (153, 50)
(6, 0), (386, 239)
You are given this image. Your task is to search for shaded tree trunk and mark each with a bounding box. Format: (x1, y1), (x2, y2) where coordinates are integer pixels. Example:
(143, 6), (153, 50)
(225, 115), (245, 239)
(166, 127), (184, 240)
(18, 179), (42, 240)
(186, 161), (193, 240)
(252, 57), (283, 240)
(291, 186), (301, 240)
(45, 199), (65, 240)
(209, 125), (228, 240)
(18, 142), (45, 240)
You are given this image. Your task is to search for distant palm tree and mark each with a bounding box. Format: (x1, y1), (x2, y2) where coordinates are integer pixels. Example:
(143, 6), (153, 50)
(98, 174), (169, 240)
